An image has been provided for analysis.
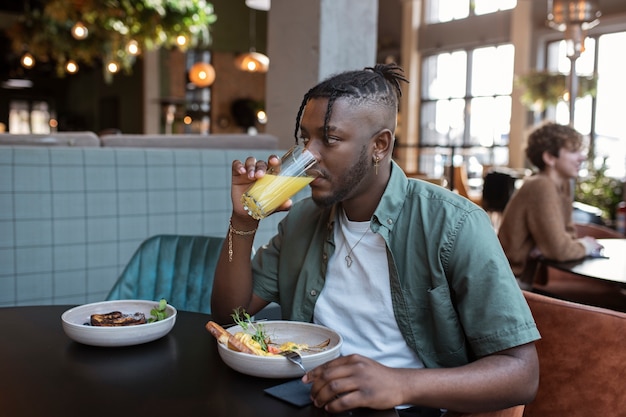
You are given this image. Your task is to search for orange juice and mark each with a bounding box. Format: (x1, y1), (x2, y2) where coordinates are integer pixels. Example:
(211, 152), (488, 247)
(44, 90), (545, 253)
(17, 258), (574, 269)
(241, 174), (314, 219)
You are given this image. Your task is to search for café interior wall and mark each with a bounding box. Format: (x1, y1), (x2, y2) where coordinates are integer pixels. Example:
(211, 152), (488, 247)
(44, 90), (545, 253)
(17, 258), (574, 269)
(0, 144), (287, 307)
(64, 61), (145, 134)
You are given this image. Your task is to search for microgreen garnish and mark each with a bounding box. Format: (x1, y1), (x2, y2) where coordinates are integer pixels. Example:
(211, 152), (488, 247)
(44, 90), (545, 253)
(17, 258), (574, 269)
(231, 307), (269, 352)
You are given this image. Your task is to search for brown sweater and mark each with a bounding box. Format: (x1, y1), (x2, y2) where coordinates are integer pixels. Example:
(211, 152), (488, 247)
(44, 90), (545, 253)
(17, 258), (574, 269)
(497, 174), (585, 276)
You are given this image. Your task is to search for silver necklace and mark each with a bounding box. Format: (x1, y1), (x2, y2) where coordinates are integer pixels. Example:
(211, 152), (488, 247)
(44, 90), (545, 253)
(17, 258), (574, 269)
(343, 227), (370, 268)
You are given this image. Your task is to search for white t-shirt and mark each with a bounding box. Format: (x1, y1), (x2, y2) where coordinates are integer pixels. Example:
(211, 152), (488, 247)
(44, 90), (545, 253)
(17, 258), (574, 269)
(313, 209), (424, 369)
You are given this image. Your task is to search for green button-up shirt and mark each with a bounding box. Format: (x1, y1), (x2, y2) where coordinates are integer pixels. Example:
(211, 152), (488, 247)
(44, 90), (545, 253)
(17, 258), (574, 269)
(252, 161), (540, 369)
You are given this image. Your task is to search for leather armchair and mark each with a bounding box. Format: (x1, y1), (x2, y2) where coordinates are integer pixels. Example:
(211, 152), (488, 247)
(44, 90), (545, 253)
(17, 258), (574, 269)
(522, 290), (626, 416)
(446, 406), (524, 417)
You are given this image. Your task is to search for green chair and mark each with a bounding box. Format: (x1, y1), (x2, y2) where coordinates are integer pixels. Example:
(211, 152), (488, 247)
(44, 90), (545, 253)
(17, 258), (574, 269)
(106, 235), (224, 314)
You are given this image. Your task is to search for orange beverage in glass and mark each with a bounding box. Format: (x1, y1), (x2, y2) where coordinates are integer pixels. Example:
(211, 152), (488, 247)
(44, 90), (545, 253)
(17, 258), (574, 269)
(241, 145), (317, 220)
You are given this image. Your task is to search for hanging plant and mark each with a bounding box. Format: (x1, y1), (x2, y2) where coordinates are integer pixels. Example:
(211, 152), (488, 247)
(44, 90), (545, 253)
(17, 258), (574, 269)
(515, 70), (598, 112)
(4, 0), (217, 80)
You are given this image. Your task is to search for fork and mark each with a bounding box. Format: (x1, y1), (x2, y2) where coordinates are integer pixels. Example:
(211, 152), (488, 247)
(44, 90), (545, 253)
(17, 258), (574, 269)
(282, 350), (306, 374)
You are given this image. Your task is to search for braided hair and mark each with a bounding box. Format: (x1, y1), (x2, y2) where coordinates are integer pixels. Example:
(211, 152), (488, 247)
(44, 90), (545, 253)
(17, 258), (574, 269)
(293, 63), (409, 143)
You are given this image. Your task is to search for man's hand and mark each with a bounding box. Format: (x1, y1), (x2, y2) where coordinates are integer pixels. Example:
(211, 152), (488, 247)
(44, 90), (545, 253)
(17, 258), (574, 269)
(577, 236), (603, 256)
(303, 344), (538, 414)
(303, 354), (407, 413)
(231, 154), (281, 218)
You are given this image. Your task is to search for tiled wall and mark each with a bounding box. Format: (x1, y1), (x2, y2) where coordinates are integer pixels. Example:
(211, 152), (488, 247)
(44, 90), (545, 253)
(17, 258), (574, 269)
(0, 146), (292, 307)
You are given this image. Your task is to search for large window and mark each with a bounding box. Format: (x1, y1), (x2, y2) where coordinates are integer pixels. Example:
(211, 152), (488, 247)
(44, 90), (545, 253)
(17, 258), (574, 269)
(425, 0), (516, 24)
(420, 44), (514, 179)
(546, 31), (626, 179)
(418, 2), (625, 185)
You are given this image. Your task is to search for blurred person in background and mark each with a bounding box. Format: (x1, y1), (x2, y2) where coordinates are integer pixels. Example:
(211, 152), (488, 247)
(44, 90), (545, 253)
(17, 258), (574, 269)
(498, 122), (603, 289)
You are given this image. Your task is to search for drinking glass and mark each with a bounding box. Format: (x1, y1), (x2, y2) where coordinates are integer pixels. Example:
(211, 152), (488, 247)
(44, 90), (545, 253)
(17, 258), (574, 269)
(241, 145), (317, 220)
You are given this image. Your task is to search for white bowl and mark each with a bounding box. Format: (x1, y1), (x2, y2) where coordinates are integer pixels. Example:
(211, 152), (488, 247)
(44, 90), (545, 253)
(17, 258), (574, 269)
(216, 320), (343, 378)
(61, 300), (177, 347)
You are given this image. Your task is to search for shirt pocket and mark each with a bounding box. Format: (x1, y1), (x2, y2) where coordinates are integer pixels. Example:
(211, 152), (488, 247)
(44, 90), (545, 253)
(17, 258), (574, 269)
(407, 283), (469, 367)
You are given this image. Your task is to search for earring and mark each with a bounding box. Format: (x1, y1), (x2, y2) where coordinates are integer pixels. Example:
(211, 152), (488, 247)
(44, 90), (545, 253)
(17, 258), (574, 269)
(374, 156), (380, 175)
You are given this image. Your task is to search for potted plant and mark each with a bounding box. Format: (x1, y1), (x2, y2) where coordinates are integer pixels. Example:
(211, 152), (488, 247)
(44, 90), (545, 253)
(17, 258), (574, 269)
(575, 157), (624, 225)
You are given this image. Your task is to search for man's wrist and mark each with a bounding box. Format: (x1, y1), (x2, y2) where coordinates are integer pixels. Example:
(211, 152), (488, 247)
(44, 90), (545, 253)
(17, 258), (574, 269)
(229, 213), (259, 230)
(228, 217), (259, 262)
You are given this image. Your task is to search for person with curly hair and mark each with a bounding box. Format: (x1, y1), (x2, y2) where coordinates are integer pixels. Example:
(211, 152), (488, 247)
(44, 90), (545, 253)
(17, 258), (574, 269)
(212, 63), (540, 416)
(498, 122), (603, 288)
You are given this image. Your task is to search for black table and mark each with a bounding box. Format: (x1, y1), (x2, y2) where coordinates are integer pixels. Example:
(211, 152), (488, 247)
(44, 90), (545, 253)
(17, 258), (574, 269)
(0, 305), (398, 417)
(541, 239), (626, 287)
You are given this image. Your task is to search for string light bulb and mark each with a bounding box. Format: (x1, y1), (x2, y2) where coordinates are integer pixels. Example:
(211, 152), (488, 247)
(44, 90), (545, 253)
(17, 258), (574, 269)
(71, 22), (89, 40)
(20, 52), (35, 68)
(65, 60), (79, 74)
(256, 109), (267, 124)
(106, 61), (120, 73)
(176, 35), (188, 47)
(126, 40), (140, 55)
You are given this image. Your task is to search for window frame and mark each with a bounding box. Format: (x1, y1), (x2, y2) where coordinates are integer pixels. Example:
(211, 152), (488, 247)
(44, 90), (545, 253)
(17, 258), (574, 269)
(419, 42), (515, 181)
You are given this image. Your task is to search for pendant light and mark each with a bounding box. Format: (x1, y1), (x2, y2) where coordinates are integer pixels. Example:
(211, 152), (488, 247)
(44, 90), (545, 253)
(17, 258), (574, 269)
(547, 0), (601, 125)
(189, 61), (216, 88)
(547, 0), (600, 58)
(245, 0), (270, 11)
(234, 8), (269, 73)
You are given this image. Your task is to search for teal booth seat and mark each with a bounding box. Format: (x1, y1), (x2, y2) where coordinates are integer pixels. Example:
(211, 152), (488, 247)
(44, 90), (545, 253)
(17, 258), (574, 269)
(106, 235), (225, 314)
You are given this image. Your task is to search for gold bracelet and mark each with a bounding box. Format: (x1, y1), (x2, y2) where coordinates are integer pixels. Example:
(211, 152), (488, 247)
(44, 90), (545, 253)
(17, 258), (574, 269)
(228, 220), (257, 262)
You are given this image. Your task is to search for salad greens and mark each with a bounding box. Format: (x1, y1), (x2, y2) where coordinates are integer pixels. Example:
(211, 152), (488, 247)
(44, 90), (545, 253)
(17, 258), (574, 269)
(149, 298), (169, 322)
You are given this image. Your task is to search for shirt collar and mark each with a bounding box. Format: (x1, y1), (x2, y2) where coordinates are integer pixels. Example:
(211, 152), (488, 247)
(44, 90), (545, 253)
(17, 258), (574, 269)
(324, 161), (408, 234)
(372, 160), (408, 233)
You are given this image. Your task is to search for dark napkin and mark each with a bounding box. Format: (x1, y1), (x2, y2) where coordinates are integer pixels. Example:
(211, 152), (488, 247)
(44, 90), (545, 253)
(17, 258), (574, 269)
(264, 378), (312, 407)
(264, 380), (401, 416)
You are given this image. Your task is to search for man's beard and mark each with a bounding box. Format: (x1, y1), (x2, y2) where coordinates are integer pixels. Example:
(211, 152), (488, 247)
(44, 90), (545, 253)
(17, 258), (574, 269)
(312, 145), (370, 208)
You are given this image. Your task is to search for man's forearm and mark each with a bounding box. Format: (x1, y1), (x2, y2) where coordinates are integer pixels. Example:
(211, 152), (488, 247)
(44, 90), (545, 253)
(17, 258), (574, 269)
(402, 344), (539, 413)
(211, 216), (259, 323)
